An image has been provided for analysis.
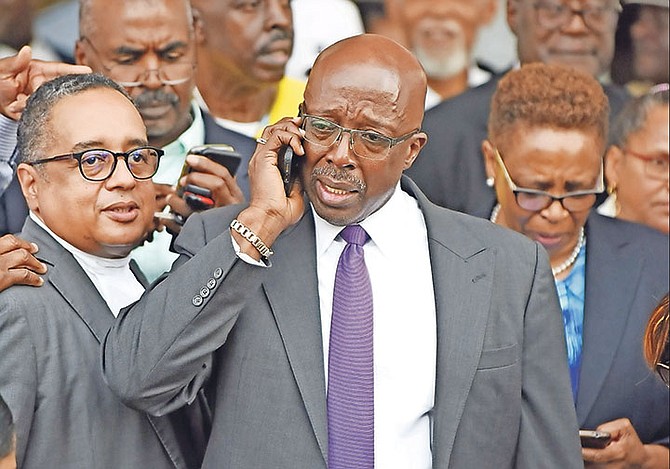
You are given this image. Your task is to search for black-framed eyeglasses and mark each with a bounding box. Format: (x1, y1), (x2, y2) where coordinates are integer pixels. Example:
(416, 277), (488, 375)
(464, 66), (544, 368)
(80, 36), (195, 88)
(28, 146), (163, 182)
(299, 108), (419, 161)
(623, 148), (669, 181)
(657, 362), (669, 387)
(532, 0), (621, 32)
(493, 147), (604, 212)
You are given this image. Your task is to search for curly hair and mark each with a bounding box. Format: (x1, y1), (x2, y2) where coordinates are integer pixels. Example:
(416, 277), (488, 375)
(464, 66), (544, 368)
(488, 63), (610, 143)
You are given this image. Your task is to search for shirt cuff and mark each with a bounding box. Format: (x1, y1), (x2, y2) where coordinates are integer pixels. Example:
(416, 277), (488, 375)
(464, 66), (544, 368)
(0, 114), (18, 164)
(230, 233), (271, 267)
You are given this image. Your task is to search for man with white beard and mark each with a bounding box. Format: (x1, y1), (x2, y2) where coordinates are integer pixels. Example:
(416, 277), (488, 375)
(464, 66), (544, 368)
(397, 0), (498, 108)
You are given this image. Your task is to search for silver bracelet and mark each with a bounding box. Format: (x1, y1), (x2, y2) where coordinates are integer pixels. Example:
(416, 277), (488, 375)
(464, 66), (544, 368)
(230, 219), (274, 259)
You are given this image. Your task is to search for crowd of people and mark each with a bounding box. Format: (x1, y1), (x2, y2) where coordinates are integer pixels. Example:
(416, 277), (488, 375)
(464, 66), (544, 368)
(0, 0), (668, 468)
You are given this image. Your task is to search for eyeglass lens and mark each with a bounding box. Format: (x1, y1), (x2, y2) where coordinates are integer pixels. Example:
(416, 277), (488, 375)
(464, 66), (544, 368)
(112, 63), (194, 87)
(516, 192), (597, 212)
(302, 116), (393, 160)
(79, 148), (160, 181)
(534, 0), (619, 32)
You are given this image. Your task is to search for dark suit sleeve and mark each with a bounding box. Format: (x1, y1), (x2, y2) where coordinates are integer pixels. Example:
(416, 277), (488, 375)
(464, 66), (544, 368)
(0, 296), (38, 465)
(516, 244), (583, 468)
(101, 211), (265, 417)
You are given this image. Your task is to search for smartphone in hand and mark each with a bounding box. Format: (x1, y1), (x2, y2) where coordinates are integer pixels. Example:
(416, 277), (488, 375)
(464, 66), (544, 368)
(579, 430), (611, 449)
(277, 145), (301, 196)
(178, 144), (242, 211)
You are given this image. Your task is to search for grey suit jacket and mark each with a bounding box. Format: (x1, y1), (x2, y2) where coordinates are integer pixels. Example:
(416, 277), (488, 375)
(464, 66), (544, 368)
(577, 214), (669, 444)
(0, 218), (188, 468)
(103, 177), (583, 468)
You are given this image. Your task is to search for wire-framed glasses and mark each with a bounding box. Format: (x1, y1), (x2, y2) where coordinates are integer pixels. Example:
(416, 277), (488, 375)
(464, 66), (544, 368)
(80, 36), (195, 88)
(28, 147), (163, 182)
(532, 0), (621, 32)
(299, 111), (419, 160)
(623, 149), (669, 181)
(494, 148), (604, 212)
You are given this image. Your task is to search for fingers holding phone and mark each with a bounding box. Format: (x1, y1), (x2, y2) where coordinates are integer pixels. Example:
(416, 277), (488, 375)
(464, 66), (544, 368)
(581, 419), (654, 467)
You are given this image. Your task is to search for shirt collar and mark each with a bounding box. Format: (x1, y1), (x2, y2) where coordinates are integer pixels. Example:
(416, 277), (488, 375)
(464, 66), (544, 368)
(312, 182), (415, 257)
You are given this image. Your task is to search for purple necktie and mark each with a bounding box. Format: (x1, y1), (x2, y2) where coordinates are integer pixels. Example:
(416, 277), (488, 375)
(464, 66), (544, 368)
(328, 225), (374, 469)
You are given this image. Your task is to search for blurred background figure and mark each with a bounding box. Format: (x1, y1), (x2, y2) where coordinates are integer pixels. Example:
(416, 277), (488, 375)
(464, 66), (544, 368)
(190, 0), (304, 199)
(601, 84), (669, 234)
(396, 0), (498, 108)
(285, 0), (364, 80)
(483, 63), (669, 468)
(0, 393), (15, 469)
(0, 0), (59, 61)
(406, 0), (629, 217)
(644, 294), (670, 387)
(612, 0), (669, 96)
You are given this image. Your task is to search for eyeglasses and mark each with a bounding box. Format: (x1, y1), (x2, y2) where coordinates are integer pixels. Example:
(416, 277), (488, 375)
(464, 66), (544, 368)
(657, 362), (669, 387)
(80, 36), (195, 88)
(623, 149), (669, 181)
(299, 111), (419, 161)
(532, 0), (621, 32)
(28, 147), (163, 182)
(493, 148), (604, 212)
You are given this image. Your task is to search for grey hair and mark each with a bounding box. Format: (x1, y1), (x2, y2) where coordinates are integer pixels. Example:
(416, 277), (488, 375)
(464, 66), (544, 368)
(610, 85), (670, 147)
(17, 73), (134, 165)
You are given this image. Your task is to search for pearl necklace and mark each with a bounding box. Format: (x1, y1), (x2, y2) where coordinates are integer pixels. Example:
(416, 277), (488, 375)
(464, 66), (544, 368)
(490, 204), (585, 277)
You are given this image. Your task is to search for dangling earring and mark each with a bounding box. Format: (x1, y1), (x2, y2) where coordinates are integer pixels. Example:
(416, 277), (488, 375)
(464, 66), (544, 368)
(607, 184), (620, 217)
(486, 177), (495, 187)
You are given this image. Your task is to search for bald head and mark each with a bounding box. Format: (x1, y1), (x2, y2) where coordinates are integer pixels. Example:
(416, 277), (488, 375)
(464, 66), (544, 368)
(305, 34), (427, 131)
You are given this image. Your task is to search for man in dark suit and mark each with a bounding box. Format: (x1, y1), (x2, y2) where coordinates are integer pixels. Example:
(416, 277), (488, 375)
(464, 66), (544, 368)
(0, 73), (196, 468)
(103, 34), (583, 468)
(406, 0), (630, 217)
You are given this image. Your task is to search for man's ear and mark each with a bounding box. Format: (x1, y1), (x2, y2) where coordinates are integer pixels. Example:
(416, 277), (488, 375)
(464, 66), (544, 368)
(192, 8), (206, 44)
(403, 132), (428, 170)
(16, 162), (41, 213)
(74, 39), (87, 66)
(506, 0), (520, 35)
(482, 139), (497, 180)
(604, 145), (623, 190)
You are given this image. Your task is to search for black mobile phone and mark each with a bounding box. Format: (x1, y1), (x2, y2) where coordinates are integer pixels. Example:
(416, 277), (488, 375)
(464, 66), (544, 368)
(187, 144), (242, 176)
(277, 145), (301, 196)
(579, 430), (612, 449)
(178, 144), (242, 211)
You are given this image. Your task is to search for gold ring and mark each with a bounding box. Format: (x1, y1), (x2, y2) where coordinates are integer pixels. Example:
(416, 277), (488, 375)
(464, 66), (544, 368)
(256, 137), (268, 145)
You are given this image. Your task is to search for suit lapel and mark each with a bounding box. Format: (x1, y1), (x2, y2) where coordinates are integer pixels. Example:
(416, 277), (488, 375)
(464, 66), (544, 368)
(405, 180), (494, 465)
(263, 210), (329, 463)
(23, 219), (114, 342)
(576, 217), (642, 424)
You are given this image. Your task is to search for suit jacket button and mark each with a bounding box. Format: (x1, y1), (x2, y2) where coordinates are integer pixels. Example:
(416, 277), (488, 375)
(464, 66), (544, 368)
(213, 267), (223, 279)
(200, 286), (210, 298)
(192, 295), (203, 307)
(207, 278), (216, 289)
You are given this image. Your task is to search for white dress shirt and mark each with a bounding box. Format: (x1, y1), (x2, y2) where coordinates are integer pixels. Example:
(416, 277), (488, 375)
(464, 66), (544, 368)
(313, 184), (437, 468)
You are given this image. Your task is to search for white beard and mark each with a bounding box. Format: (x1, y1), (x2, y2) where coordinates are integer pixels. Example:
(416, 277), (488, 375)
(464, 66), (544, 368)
(414, 41), (470, 79)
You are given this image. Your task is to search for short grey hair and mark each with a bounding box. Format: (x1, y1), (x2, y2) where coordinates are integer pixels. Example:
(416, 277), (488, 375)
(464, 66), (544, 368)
(17, 73), (134, 165)
(610, 84), (670, 147)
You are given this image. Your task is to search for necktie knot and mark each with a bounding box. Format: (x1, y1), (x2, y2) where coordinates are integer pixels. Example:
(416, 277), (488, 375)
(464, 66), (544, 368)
(340, 225), (370, 247)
